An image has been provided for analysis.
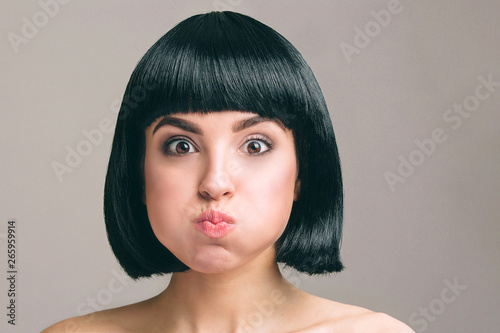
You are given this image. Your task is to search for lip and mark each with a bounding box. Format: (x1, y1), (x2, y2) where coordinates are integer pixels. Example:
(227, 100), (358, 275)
(195, 209), (235, 239)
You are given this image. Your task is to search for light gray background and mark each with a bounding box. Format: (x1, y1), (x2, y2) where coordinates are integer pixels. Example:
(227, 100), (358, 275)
(1, 1), (499, 332)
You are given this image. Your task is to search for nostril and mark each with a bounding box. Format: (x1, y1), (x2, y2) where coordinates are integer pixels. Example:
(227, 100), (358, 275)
(201, 191), (212, 200)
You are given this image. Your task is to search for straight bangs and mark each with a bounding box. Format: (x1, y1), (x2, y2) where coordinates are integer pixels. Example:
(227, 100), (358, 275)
(122, 11), (313, 130)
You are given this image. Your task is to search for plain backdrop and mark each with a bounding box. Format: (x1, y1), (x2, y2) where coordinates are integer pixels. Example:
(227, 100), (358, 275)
(1, 1), (499, 332)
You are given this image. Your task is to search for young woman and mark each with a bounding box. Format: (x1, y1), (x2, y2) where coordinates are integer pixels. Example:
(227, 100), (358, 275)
(44, 11), (414, 333)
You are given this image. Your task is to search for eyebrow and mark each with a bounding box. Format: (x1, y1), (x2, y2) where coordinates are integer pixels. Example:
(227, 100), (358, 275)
(153, 116), (202, 135)
(152, 114), (286, 135)
(232, 115), (286, 132)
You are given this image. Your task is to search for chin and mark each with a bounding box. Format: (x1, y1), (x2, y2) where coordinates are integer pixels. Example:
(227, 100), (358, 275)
(180, 247), (239, 274)
(188, 259), (236, 274)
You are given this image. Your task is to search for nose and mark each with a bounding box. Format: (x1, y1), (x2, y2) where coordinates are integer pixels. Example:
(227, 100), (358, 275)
(198, 156), (236, 201)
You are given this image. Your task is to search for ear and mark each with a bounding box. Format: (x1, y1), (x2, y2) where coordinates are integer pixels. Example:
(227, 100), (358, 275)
(293, 178), (301, 201)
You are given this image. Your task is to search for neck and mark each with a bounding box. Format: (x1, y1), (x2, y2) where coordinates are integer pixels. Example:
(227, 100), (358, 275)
(151, 251), (302, 332)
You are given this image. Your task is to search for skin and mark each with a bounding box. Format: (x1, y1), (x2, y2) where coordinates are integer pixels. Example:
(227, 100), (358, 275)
(43, 111), (415, 333)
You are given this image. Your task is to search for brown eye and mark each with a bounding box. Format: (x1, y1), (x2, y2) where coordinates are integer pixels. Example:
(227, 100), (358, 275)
(176, 142), (190, 154)
(242, 138), (272, 155)
(163, 139), (196, 155)
(247, 141), (261, 154)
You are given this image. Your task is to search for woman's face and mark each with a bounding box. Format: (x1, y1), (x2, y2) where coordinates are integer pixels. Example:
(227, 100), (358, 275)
(143, 111), (300, 273)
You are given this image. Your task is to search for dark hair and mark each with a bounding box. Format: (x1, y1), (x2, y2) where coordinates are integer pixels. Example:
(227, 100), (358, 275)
(104, 11), (343, 279)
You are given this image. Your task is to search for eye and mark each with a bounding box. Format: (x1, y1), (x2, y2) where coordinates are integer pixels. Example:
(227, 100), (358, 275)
(241, 137), (273, 155)
(163, 138), (197, 155)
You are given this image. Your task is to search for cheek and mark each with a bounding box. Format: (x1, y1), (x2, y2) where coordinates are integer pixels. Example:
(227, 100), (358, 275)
(256, 166), (296, 205)
(240, 154), (297, 233)
(143, 157), (196, 236)
(145, 160), (175, 210)
(144, 150), (200, 203)
(143, 162), (205, 264)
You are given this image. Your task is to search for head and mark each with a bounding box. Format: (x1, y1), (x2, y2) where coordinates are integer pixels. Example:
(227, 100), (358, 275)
(104, 11), (343, 279)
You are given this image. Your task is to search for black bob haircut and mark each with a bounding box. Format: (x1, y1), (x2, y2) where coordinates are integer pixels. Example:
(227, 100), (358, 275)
(104, 11), (343, 279)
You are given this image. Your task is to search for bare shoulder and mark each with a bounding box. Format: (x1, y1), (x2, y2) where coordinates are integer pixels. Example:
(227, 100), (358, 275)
(297, 294), (415, 333)
(41, 301), (152, 333)
(41, 312), (126, 333)
(41, 313), (106, 332)
(346, 311), (416, 332)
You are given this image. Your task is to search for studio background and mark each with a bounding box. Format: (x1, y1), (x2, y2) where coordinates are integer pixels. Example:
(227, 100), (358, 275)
(1, 1), (499, 332)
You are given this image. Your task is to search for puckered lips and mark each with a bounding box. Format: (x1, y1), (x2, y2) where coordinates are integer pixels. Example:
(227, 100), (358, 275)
(195, 209), (235, 239)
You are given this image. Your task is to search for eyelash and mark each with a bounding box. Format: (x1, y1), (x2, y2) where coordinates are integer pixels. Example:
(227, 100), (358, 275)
(242, 135), (274, 156)
(161, 135), (274, 156)
(162, 136), (197, 156)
